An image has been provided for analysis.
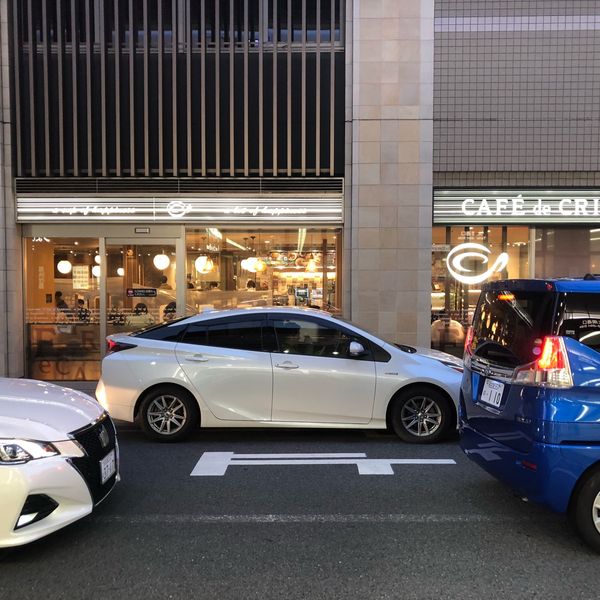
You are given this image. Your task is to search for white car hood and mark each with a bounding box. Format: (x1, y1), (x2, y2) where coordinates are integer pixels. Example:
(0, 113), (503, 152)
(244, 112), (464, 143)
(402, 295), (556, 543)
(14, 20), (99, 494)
(385, 343), (463, 369)
(0, 378), (104, 441)
(413, 346), (464, 367)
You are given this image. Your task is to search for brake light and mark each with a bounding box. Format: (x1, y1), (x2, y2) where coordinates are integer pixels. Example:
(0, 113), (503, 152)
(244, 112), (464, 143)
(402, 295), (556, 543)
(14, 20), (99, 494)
(106, 339), (137, 355)
(537, 336), (565, 370)
(497, 292), (515, 302)
(464, 326), (474, 355)
(512, 336), (572, 389)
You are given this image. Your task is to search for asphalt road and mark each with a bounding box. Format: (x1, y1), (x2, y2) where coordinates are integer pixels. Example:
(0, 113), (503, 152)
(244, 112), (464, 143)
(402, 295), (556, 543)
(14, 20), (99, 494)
(2, 426), (599, 600)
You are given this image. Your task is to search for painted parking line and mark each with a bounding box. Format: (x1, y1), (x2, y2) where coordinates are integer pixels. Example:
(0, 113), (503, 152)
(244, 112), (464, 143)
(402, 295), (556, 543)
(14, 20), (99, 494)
(190, 452), (456, 476)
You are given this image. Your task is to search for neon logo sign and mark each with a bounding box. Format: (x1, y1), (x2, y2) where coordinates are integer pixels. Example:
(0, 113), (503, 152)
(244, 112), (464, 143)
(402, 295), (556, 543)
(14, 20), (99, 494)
(446, 243), (509, 285)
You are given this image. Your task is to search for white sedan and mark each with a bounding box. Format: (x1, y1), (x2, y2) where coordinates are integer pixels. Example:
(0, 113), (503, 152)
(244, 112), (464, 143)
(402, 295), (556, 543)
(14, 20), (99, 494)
(97, 307), (463, 443)
(0, 378), (118, 548)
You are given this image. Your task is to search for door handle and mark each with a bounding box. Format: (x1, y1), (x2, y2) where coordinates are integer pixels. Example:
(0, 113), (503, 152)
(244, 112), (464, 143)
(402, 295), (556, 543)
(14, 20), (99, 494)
(186, 354), (209, 362)
(275, 361), (299, 370)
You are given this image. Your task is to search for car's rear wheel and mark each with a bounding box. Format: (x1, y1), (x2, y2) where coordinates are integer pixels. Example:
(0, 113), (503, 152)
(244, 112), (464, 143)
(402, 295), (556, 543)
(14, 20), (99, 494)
(570, 467), (600, 553)
(390, 386), (452, 444)
(139, 386), (199, 442)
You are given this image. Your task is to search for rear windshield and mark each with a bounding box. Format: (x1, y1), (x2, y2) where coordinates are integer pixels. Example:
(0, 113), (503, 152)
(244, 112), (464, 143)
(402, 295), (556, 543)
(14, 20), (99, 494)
(471, 290), (556, 368)
(557, 293), (600, 352)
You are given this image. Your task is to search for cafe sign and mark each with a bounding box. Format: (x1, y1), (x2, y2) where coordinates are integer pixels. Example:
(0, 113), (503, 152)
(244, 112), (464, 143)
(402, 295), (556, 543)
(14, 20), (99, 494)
(16, 196), (343, 224)
(434, 190), (600, 224)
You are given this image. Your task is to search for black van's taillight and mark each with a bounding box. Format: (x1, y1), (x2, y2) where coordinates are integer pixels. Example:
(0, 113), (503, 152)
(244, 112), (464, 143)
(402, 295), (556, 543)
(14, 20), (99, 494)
(106, 339), (137, 355)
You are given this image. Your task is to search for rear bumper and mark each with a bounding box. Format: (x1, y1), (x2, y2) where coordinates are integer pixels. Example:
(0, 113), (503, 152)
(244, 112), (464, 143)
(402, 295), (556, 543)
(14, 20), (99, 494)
(460, 421), (600, 513)
(96, 378), (137, 422)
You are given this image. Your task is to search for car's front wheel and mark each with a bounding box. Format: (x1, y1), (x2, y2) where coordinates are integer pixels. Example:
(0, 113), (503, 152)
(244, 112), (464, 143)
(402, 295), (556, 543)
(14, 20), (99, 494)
(390, 386), (452, 444)
(139, 386), (199, 442)
(570, 467), (600, 553)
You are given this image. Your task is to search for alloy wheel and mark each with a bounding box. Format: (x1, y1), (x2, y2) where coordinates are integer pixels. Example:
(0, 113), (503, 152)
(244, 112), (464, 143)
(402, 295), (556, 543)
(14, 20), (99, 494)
(400, 396), (442, 437)
(593, 490), (600, 534)
(147, 395), (188, 435)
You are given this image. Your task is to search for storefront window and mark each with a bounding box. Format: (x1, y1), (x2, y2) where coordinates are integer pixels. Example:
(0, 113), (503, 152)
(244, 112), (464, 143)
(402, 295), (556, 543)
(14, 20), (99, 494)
(431, 226), (530, 356)
(185, 228), (341, 314)
(535, 228), (600, 278)
(25, 237), (101, 381)
(105, 244), (177, 336)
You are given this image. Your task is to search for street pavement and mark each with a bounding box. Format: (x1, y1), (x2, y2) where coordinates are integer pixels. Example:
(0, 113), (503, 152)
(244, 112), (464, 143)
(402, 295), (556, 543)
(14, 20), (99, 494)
(1, 426), (599, 600)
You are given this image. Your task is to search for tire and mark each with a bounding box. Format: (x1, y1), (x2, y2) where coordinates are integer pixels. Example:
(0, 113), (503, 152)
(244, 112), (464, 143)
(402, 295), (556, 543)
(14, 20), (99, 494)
(570, 467), (600, 553)
(138, 386), (199, 442)
(390, 386), (452, 444)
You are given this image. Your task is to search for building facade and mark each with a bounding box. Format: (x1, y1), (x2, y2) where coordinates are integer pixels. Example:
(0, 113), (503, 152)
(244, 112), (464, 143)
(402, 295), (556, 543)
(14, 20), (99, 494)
(3, 0), (599, 381)
(431, 0), (600, 356)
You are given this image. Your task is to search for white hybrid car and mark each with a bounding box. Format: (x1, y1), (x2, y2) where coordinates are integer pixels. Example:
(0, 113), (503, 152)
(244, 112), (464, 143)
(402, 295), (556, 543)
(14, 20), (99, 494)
(0, 378), (118, 548)
(97, 307), (463, 443)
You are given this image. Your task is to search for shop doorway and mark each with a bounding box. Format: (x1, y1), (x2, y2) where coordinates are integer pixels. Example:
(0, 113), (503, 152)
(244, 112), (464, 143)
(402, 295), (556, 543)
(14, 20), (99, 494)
(24, 233), (184, 381)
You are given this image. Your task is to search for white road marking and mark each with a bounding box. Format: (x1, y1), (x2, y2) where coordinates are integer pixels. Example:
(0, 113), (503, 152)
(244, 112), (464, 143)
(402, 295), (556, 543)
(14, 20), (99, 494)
(190, 452), (456, 476)
(94, 513), (539, 524)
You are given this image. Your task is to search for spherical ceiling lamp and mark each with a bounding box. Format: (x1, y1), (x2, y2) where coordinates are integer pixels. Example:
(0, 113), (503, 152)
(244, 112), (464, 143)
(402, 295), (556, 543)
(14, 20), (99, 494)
(195, 255), (214, 274)
(153, 253), (171, 270)
(254, 258), (266, 272)
(57, 260), (72, 274)
(117, 267), (125, 277)
(241, 257), (258, 273)
(92, 265), (101, 278)
(94, 254), (101, 265)
(306, 255), (317, 273)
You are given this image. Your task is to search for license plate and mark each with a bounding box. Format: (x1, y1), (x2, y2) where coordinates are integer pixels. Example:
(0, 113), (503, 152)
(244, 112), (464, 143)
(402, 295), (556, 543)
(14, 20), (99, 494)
(480, 379), (504, 408)
(100, 449), (116, 484)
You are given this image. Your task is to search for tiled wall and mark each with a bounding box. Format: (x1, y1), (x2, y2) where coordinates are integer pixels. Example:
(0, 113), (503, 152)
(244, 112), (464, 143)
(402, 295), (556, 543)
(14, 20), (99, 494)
(0, 0), (23, 377)
(347, 0), (434, 346)
(434, 0), (600, 181)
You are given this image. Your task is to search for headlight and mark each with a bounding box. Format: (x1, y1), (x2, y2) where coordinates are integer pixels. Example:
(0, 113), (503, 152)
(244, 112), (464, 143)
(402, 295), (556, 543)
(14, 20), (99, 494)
(0, 439), (59, 464)
(0, 439), (85, 464)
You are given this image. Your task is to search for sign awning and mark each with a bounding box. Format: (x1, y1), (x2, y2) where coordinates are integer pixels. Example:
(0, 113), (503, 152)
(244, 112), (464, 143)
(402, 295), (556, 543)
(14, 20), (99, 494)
(16, 196), (344, 224)
(434, 189), (600, 224)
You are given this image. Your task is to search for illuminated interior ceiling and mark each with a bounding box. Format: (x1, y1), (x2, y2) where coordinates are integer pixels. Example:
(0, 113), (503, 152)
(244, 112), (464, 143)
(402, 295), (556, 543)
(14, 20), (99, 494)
(185, 228), (339, 253)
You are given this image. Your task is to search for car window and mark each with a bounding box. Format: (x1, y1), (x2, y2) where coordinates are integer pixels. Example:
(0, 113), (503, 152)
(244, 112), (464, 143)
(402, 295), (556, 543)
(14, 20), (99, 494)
(471, 290), (555, 368)
(272, 317), (369, 359)
(181, 319), (264, 352)
(557, 293), (600, 352)
(132, 320), (188, 342)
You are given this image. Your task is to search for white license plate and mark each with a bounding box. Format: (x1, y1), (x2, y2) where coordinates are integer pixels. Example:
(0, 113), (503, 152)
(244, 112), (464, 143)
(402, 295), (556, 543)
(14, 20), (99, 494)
(480, 379), (505, 408)
(100, 449), (116, 484)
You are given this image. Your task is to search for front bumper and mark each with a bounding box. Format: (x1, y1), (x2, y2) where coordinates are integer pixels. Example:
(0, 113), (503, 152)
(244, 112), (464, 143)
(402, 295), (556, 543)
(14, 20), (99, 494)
(0, 416), (119, 548)
(460, 421), (600, 513)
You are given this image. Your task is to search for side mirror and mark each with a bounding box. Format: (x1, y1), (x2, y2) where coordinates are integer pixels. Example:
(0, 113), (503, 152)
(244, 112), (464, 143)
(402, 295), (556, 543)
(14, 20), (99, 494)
(349, 341), (366, 357)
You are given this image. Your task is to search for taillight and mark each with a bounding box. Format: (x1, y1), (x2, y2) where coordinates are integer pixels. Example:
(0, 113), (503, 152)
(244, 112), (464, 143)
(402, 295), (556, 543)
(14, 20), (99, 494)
(106, 339), (137, 355)
(464, 326), (474, 355)
(462, 326), (474, 368)
(537, 336), (565, 370)
(512, 336), (573, 389)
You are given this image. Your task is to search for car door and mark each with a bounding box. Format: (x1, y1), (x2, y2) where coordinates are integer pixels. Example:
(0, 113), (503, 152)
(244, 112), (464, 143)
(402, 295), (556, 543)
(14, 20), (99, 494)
(175, 316), (272, 421)
(269, 315), (376, 423)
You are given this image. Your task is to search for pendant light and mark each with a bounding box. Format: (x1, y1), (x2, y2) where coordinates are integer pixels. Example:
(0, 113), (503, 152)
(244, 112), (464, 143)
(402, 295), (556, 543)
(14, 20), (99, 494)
(57, 260), (72, 274)
(153, 253), (171, 270)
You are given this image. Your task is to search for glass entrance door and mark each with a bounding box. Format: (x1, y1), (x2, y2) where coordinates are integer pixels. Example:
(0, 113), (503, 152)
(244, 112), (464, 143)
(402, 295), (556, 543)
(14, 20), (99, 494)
(104, 241), (178, 341)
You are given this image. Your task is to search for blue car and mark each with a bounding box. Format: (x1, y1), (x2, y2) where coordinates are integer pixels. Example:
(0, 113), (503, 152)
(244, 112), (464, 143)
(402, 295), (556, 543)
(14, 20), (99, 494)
(460, 277), (600, 551)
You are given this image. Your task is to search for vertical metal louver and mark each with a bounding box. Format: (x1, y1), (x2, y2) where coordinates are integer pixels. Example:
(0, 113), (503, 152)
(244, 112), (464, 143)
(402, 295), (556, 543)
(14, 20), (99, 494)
(10, 0), (345, 179)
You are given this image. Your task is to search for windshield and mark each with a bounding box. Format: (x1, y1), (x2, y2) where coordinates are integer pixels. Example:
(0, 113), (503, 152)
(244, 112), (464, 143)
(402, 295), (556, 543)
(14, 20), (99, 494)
(331, 316), (390, 343)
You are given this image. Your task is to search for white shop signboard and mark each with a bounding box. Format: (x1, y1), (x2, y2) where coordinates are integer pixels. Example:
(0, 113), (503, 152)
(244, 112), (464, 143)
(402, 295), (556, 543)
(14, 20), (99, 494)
(434, 190), (600, 224)
(15, 197), (344, 224)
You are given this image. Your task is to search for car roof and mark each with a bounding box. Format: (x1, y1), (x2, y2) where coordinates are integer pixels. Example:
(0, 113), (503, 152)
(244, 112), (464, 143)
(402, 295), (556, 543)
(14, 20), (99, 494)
(482, 278), (600, 293)
(180, 305), (335, 323)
